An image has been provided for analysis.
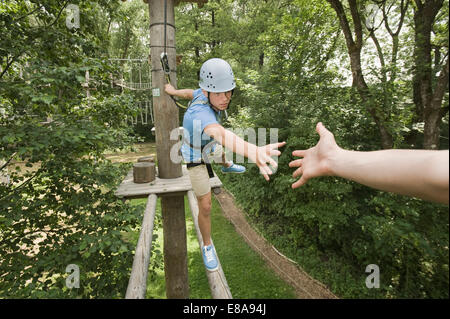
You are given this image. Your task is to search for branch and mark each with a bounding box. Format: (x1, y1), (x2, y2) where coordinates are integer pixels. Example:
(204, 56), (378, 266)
(46, 1), (70, 28)
(348, 0), (364, 49)
(15, 4), (45, 22)
(432, 56), (449, 110)
(0, 170), (40, 202)
(326, 0), (356, 50)
(0, 56), (17, 79)
(396, 0), (410, 36)
(0, 152), (17, 172)
(369, 31), (387, 82)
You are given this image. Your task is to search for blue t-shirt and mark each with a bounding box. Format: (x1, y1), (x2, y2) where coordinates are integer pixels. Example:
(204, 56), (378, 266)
(181, 88), (222, 163)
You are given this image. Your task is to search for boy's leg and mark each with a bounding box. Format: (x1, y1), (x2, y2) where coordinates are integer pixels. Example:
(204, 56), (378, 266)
(212, 144), (245, 174)
(187, 164), (219, 271)
(187, 165), (213, 245)
(220, 151), (232, 168)
(197, 191), (212, 246)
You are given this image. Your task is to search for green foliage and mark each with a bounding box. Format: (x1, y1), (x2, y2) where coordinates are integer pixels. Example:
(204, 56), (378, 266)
(0, 0), (144, 298)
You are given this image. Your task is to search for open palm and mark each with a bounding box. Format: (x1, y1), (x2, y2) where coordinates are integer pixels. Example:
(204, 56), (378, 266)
(289, 122), (340, 188)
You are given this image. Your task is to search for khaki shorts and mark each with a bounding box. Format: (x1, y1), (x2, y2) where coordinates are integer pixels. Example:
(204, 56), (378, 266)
(188, 144), (224, 197)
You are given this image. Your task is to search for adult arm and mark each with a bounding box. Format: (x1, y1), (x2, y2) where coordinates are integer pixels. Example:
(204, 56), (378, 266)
(289, 122), (449, 204)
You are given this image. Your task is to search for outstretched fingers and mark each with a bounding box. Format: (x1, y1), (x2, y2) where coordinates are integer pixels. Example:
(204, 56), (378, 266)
(292, 166), (303, 178)
(288, 158), (303, 168)
(292, 150), (306, 158)
(259, 165), (272, 181)
(291, 175), (307, 189)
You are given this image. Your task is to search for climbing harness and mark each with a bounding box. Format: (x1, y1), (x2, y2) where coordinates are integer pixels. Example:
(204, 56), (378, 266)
(186, 141), (217, 179)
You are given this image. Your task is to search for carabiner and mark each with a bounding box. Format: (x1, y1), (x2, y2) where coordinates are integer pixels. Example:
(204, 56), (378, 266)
(160, 52), (171, 75)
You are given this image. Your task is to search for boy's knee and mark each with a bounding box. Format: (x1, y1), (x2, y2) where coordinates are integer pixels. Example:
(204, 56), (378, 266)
(198, 197), (212, 214)
(200, 202), (212, 214)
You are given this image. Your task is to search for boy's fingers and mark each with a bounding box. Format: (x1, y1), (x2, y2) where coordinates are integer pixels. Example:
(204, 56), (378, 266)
(270, 149), (281, 156)
(268, 157), (278, 169)
(259, 164), (273, 177)
(259, 166), (271, 181)
(268, 141), (286, 150)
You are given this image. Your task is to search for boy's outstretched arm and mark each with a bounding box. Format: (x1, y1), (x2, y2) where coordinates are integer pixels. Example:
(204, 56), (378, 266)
(204, 124), (286, 181)
(289, 122), (449, 205)
(164, 83), (194, 100)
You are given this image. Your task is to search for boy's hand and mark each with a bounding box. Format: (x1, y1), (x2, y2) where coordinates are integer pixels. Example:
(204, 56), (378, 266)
(164, 83), (176, 96)
(255, 142), (286, 181)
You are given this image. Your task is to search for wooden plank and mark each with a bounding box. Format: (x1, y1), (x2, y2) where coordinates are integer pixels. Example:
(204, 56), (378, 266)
(115, 165), (223, 199)
(125, 194), (158, 299)
(187, 190), (232, 299)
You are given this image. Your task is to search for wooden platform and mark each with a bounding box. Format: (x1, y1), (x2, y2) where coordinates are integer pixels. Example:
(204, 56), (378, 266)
(115, 165), (222, 199)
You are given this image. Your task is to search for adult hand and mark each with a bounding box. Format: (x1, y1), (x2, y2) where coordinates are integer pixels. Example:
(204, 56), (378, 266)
(288, 122), (340, 188)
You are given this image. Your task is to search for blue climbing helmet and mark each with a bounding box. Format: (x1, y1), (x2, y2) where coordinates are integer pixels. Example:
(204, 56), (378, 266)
(199, 58), (236, 93)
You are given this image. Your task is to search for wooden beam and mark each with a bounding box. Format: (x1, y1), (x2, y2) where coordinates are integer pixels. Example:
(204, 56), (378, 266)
(187, 190), (233, 299)
(161, 195), (189, 298)
(115, 165), (223, 199)
(125, 194), (158, 299)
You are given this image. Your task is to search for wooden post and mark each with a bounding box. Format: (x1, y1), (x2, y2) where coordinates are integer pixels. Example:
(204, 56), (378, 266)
(148, 0), (189, 299)
(125, 194), (158, 299)
(133, 162), (156, 183)
(149, 0), (181, 179)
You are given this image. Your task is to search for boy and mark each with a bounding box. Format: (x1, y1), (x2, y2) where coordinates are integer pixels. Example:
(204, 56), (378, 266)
(165, 58), (285, 271)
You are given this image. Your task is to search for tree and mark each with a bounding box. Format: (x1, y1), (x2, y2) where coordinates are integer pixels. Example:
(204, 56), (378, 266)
(412, 0), (449, 149)
(0, 0), (147, 298)
(326, 0), (394, 149)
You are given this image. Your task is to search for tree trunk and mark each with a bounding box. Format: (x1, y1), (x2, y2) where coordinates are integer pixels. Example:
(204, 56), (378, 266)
(412, 0), (447, 149)
(423, 58), (449, 149)
(327, 0), (393, 149)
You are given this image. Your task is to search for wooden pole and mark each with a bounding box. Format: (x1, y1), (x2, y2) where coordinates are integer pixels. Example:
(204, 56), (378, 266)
(148, 0), (189, 299)
(148, 0), (181, 179)
(125, 194), (158, 299)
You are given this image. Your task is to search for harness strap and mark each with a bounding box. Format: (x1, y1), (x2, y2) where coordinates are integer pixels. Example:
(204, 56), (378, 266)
(186, 162), (214, 178)
(186, 141), (215, 178)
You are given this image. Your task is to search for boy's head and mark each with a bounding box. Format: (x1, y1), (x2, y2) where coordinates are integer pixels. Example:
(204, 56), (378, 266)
(199, 58), (235, 111)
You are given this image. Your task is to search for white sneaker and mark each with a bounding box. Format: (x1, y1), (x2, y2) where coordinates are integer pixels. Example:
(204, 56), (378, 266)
(202, 244), (218, 271)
